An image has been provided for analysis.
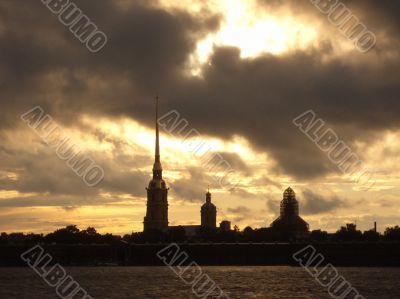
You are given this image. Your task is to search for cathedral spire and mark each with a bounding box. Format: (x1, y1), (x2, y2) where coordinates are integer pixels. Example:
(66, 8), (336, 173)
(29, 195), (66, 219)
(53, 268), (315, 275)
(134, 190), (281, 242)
(206, 187), (211, 203)
(155, 96), (160, 162)
(144, 96), (169, 232)
(153, 96), (162, 179)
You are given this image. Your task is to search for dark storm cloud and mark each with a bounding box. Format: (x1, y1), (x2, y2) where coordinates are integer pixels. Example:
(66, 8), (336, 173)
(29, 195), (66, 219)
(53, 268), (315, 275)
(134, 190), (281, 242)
(213, 152), (251, 175)
(0, 128), (151, 203)
(169, 167), (211, 202)
(170, 46), (400, 179)
(345, 0), (400, 37)
(0, 0), (221, 127)
(0, 0), (399, 188)
(301, 189), (347, 215)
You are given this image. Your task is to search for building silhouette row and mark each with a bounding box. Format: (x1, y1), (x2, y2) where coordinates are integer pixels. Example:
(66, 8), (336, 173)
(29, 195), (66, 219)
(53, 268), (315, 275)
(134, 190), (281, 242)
(143, 98), (309, 238)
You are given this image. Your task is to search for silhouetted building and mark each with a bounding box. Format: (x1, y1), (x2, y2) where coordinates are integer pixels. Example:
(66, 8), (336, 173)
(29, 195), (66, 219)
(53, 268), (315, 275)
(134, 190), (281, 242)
(201, 190), (217, 229)
(271, 187), (309, 239)
(220, 221), (231, 232)
(144, 98), (169, 232)
(182, 225), (201, 237)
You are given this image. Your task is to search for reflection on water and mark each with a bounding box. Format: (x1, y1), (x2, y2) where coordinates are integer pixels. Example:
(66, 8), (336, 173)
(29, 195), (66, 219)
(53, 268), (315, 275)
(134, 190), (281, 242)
(0, 266), (398, 299)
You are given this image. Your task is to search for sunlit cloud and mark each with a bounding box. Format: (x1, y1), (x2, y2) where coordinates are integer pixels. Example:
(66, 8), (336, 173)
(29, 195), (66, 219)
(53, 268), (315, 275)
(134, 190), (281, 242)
(159, 0), (318, 75)
(0, 0), (399, 235)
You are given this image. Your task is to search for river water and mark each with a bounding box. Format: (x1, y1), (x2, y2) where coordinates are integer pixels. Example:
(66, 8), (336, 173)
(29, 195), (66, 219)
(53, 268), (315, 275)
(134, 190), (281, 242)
(0, 266), (398, 298)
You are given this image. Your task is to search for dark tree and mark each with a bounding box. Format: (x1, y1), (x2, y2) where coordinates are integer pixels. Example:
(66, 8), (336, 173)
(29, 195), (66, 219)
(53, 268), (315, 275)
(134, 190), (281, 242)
(363, 229), (381, 242)
(333, 224), (363, 242)
(384, 226), (400, 241)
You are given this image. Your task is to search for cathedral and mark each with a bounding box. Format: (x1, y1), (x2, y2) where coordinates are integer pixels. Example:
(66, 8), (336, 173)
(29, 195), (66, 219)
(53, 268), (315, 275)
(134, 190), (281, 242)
(143, 98), (217, 232)
(143, 98), (309, 238)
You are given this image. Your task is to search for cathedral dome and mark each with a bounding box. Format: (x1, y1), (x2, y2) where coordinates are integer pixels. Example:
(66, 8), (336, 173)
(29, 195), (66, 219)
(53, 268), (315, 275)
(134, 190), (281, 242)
(283, 187), (296, 198)
(270, 187), (309, 239)
(281, 187), (299, 217)
(201, 190), (216, 210)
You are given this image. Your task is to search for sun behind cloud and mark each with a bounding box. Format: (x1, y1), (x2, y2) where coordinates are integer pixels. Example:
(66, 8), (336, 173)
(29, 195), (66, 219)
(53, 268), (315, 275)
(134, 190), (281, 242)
(159, 0), (318, 75)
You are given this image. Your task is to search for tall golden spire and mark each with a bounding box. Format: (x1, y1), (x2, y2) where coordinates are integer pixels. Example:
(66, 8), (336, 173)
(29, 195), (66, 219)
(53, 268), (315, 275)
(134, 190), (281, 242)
(144, 96), (168, 232)
(155, 96), (160, 163)
(153, 96), (162, 179)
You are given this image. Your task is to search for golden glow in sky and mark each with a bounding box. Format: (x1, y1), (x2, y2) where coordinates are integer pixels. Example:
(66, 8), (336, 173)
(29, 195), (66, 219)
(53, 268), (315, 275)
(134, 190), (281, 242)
(2, 0), (399, 236)
(159, 0), (318, 75)
(198, 1), (317, 55)
(3, 113), (400, 234)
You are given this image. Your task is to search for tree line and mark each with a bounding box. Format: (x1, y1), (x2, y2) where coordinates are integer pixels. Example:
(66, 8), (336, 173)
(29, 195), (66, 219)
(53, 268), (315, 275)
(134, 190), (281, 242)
(1, 224), (400, 245)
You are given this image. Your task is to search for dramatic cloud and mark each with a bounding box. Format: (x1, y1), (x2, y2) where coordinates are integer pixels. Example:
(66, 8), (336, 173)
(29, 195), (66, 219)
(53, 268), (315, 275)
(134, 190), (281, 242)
(227, 206), (253, 223)
(1, 0), (399, 179)
(170, 167), (212, 202)
(0, 0), (399, 233)
(301, 189), (347, 215)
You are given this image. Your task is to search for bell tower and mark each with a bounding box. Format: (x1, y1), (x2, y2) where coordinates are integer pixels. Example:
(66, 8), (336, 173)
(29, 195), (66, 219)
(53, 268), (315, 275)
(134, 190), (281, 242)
(143, 97), (169, 232)
(201, 188), (217, 229)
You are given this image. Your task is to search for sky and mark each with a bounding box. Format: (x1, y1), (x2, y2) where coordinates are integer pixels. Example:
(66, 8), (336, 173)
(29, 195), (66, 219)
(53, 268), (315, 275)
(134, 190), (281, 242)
(0, 0), (400, 235)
